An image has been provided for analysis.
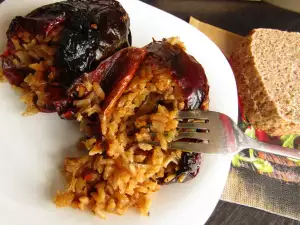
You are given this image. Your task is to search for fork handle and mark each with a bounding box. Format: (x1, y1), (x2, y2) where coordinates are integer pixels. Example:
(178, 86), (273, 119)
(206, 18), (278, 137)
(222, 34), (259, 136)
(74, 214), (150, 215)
(242, 136), (300, 160)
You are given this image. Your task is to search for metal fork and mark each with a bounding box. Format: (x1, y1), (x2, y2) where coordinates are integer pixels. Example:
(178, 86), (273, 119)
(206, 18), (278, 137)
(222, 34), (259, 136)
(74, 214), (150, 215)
(144, 110), (300, 159)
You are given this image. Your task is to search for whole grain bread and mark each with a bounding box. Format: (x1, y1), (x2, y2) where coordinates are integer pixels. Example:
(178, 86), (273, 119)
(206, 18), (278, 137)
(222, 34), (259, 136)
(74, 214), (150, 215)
(231, 28), (300, 136)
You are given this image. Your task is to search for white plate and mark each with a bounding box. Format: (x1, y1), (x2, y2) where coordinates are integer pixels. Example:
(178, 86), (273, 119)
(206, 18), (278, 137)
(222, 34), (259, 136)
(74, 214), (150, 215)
(0, 0), (238, 224)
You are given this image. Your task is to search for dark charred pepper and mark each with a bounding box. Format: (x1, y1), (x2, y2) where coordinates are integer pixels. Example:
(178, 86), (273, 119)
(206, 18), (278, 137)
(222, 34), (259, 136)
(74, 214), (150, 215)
(58, 39), (209, 184)
(1, 0), (131, 112)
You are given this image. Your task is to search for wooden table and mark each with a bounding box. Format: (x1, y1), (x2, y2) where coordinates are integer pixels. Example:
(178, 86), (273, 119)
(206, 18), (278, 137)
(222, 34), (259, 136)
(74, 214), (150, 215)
(141, 0), (300, 224)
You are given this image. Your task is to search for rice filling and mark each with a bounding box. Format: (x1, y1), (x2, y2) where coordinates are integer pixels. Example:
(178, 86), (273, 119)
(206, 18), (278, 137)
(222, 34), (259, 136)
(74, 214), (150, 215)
(55, 58), (187, 217)
(53, 37), (209, 218)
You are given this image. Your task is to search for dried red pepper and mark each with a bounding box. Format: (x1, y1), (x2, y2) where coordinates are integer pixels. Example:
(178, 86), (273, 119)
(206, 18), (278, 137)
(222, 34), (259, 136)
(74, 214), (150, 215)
(1, 0), (131, 112)
(57, 39), (209, 184)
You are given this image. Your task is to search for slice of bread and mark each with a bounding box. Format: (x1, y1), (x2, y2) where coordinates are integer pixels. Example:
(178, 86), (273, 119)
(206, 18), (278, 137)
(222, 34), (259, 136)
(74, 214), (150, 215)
(231, 28), (300, 136)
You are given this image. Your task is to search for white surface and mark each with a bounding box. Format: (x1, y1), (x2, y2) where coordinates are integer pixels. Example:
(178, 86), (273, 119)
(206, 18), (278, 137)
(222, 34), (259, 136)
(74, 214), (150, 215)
(0, 0), (238, 224)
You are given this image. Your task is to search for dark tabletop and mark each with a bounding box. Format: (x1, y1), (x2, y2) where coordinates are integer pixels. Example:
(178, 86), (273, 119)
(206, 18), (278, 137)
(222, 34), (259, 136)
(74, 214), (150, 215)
(141, 0), (300, 225)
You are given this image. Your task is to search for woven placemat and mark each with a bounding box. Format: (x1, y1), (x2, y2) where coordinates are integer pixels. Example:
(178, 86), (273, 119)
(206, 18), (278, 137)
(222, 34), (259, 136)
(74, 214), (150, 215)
(221, 168), (300, 220)
(190, 17), (300, 220)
